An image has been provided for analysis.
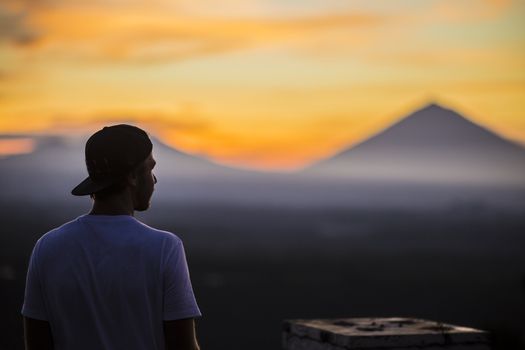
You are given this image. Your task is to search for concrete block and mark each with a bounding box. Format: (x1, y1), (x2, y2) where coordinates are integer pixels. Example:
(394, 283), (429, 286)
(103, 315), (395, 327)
(282, 317), (490, 350)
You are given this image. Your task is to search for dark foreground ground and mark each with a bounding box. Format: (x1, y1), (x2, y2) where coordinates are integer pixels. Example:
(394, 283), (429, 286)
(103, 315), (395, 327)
(1, 200), (524, 350)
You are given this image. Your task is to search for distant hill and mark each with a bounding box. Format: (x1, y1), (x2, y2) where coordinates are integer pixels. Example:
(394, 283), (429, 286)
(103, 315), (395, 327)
(303, 103), (525, 185)
(1, 104), (524, 207)
(0, 134), (257, 201)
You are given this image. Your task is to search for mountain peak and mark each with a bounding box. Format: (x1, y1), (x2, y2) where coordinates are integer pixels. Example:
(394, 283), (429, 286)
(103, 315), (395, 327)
(404, 102), (465, 122)
(382, 103), (483, 139)
(415, 102), (453, 114)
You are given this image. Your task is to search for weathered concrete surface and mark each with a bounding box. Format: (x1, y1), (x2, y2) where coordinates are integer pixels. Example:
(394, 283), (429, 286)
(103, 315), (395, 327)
(282, 318), (490, 350)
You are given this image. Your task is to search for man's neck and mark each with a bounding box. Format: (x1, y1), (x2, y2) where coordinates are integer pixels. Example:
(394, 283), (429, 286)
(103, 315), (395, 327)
(89, 192), (135, 216)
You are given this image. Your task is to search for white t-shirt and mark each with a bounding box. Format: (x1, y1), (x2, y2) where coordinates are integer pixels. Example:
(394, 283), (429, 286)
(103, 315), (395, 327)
(22, 214), (201, 350)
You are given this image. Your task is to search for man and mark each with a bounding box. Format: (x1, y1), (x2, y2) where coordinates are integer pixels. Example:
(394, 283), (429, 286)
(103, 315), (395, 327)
(22, 125), (201, 350)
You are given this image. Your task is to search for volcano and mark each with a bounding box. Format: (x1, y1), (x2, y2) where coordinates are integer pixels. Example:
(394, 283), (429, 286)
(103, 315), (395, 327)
(303, 103), (525, 185)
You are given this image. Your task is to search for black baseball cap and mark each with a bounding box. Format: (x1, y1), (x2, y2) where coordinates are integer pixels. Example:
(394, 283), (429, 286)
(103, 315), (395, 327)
(71, 124), (153, 196)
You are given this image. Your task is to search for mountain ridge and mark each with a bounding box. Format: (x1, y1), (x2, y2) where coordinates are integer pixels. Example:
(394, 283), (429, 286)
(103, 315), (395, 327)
(1, 102), (524, 200)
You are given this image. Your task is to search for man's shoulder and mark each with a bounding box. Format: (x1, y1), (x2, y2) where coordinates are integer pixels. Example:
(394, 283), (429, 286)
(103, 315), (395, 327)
(40, 217), (82, 240)
(32, 217), (83, 256)
(36, 215), (183, 253)
(133, 219), (183, 245)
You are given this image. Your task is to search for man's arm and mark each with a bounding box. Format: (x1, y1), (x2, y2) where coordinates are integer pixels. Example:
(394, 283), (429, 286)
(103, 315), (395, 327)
(23, 316), (53, 350)
(164, 318), (200, 350)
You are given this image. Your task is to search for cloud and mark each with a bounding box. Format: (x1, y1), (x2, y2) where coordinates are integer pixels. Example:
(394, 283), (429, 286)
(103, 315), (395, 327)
(432, 0), (515, 21)
(485, 0), (513, 11)
(41, 109), (212, 136)
(12, 7), (388, 63)
(363, 48), (525, 70)
(0, 5), (39, 46)
(98, 114), (210, 132)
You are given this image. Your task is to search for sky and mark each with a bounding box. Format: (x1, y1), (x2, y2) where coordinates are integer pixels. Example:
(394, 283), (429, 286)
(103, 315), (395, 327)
(0, 0), (524, 170)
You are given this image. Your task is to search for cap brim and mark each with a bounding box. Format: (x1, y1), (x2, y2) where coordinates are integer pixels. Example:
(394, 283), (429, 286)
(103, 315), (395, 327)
(71, 176), (116, 196)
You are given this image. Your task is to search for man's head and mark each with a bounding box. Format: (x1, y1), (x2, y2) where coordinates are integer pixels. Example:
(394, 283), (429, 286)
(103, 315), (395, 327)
(71, 124), (157, 211)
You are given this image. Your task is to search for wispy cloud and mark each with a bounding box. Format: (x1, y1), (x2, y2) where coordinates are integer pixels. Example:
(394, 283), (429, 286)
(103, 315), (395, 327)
(432, 0), (515, 21)
(363, 48), (525, 70)
(41, 109), (211, 135)
(0, 5), (40, 46)
(10, 7), (389, 63)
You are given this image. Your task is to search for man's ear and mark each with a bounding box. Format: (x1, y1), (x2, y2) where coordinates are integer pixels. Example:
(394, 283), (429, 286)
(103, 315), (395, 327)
(126, 170), (139, 187)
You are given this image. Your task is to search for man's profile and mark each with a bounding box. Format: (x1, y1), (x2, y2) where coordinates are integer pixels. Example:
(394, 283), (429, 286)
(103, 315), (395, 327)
(21, 125), (201, 350)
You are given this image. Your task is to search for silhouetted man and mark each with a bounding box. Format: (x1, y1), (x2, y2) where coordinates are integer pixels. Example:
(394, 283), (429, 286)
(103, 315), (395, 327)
(22, 125), (201, 350)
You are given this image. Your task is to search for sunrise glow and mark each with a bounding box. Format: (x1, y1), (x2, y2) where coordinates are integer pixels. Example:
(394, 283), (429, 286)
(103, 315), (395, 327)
(1, 0), (524, 169)
(0, 138), (35, 157)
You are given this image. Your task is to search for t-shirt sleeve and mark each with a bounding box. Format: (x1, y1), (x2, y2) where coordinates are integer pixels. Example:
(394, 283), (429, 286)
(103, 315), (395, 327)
(163, 237), (201, 321)
(21, 238), (48, 320)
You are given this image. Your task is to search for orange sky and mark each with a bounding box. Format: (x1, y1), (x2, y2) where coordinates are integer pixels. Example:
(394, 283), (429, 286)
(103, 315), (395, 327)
(1, 0), (524, 170)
